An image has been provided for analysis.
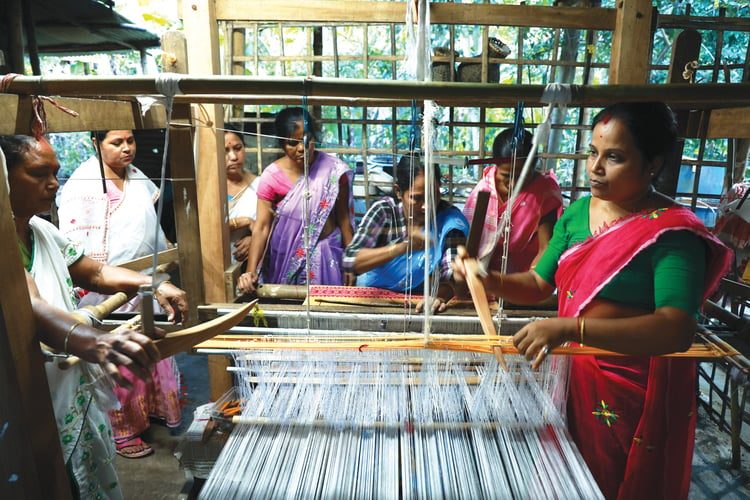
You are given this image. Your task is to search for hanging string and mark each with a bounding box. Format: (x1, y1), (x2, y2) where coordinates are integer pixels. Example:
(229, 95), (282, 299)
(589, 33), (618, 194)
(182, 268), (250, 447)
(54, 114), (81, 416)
(301, 96), (313, 332)
(495, 102), (525, 326)
(410, 0), (436, 343)
(151, 73), (183, 287)
(495, 84), (572, 325)
(1, 72), (79, 140)
(408, 99), (419, 153)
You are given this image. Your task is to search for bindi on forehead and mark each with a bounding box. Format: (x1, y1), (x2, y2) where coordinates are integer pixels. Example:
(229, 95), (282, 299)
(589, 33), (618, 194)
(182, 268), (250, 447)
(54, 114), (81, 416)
(105, 131), (133, 142)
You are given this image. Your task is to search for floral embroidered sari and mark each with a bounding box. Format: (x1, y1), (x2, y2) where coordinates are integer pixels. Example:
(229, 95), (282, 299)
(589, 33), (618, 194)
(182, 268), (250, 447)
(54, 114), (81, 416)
(261, 151), (353, 286)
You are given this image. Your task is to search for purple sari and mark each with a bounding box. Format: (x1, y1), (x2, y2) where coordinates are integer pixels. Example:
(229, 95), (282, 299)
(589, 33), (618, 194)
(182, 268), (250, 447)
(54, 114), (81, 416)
(262, 151), (353, 285)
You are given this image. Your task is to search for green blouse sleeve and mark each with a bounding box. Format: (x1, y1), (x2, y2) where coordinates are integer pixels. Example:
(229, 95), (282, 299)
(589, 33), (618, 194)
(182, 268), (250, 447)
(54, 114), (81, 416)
(534, 197), (592, 285)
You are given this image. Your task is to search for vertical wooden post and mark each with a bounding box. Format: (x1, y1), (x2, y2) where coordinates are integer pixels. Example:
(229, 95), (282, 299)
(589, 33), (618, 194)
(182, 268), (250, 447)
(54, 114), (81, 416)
(231, 27), (246, 121)
(161, 30), (206, 327)
(659, 29), (702, 199)
(609, 0), (653, 84)
(0, 150), (70, 498)
(181, 0), (230, 303)
(181, 0), (234, 399)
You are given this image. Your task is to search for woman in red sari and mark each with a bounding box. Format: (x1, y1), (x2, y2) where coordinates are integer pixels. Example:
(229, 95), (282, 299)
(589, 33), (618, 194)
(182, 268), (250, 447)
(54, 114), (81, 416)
(454, 102), (731, 499)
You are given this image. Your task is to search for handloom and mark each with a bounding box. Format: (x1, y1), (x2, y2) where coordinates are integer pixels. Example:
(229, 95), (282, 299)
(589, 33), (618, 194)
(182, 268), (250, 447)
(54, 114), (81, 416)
(198, 348), (601, 499)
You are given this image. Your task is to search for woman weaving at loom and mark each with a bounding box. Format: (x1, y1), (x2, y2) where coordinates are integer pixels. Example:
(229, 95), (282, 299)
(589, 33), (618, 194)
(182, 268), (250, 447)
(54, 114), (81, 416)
(454, 102), (732, 499)
(238, 107), (354, 293)
(2, 134), (188, 498)
(463, 127), (563, 273)
(58, 130), (183, 459)
(343, 154), (469, 313)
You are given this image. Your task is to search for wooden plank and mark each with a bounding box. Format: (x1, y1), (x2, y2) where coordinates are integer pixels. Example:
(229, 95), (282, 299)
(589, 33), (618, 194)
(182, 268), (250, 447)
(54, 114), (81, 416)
(609, 0), (653, 84)
(0, 144), (70, 497)
(215, 0), (616, 30)
(658, 14), (750, 32)
(224, 261), (244, 303)
(116, 247), (180, 272)
(707, 107), (750, 139)
(668, 30), (701, 84)
(661, 29), (702, 198)
(182, 0), (231, 304)
(0, 94), (30, 135)
(161, 30), (206, 327)
(0, 94), (167, 134)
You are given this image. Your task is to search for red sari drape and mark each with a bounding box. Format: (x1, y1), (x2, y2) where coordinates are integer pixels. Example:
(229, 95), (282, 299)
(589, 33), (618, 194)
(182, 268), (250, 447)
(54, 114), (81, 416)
(555, 206), (731, 499)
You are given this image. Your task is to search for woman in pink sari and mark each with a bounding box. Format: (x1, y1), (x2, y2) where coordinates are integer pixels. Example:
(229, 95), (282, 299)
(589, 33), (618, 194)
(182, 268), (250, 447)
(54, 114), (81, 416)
(454, 102), (731, 499)
(463, 128), (562, 273)
(239, 108), (354, 293)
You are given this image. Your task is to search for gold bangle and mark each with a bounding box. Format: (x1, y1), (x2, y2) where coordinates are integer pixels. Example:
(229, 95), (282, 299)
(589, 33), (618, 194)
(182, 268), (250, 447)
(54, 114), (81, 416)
(579, 317), (586, 346)
(64, 323), (81, 355)
(389, 242), (401, 257)
(230, 218), (237, 230)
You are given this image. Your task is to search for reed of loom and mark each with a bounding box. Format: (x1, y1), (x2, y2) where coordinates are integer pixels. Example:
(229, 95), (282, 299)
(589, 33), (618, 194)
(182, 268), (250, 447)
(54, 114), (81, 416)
(197, 345), (597, 499)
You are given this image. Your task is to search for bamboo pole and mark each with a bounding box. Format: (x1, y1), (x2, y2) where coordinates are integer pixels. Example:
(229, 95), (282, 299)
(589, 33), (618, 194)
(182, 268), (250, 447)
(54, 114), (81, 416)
(4, 75), (750, 108)
(195, 333), (747, 364)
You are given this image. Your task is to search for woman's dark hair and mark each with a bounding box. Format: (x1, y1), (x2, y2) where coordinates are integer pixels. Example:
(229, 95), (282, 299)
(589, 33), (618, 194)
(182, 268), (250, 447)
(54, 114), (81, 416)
(394, 154), (441, 194)
(224, 123), (245, 144)
(91, 130), (109, 143)
(0, 134), (36, 170)
(591, 102), (678, 168)
(275, 107), (319, 148)
(492, 128), (534, 160)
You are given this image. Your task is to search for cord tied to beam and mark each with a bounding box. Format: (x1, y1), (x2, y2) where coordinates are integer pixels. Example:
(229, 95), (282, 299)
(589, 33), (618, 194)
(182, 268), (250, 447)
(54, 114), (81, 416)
(148, 73), (183, 304)
(2, 72), (79, 139)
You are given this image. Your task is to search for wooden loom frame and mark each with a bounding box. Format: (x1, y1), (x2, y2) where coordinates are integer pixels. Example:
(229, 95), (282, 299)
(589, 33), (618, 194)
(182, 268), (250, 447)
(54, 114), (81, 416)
(3, 1), (750, 492)
(3, 74), (750, 496)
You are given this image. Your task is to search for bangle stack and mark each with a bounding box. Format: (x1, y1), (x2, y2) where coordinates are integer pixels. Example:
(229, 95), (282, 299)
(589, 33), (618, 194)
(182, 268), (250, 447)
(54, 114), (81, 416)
(230, 218), (238, 230)
(64, 322), (81, 355)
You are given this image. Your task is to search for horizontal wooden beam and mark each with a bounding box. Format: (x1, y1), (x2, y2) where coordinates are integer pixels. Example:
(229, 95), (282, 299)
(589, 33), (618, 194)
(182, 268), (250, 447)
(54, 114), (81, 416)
(215, 0), (616, 30)
(0, 95), (167, 134)
(708, 107), (750, 139)
(5, 75), (750, 109)
(658, 13), (750, 32)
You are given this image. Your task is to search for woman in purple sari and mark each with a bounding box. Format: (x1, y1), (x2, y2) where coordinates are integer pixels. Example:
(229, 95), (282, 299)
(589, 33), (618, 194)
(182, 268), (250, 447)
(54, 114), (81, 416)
(238, 108), (354, 293)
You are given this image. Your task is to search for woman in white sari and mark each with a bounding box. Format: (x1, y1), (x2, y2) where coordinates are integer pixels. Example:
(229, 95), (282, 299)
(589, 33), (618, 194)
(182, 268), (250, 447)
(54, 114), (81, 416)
(58, 130), (183, 459)
(3, 134), (187, 498)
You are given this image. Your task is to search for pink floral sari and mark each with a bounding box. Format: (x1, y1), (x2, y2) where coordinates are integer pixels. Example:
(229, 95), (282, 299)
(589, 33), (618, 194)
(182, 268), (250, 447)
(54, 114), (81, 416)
(462, 168), (562, 273)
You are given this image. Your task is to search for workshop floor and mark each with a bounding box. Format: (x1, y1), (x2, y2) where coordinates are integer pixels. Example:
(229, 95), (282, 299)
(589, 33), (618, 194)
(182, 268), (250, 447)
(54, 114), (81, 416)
(114, 353), (750, 499)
